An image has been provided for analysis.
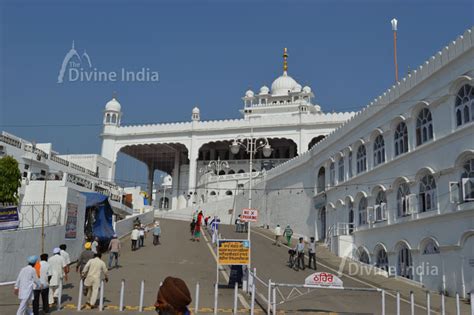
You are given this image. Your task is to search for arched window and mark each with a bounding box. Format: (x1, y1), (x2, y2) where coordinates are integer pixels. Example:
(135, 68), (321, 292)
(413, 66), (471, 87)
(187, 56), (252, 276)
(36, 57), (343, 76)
(210, 191), (217, 196)
(111, 114), (117, 124)
(397, 183), (411, 217)
(358, 197), (367, 225)
(356, 145), (367, 174)
(375, 191), (387, 221)
(348, 200), (354, 234)
(375, 245), (389, 271)
(226, 190), (233, 196)
(329, 162), (335, 186)
(338, 157), (344, 182)
(317, 167), (325, 193)
(419, 174), (437, 212)
(394, 122), (408, 156)
(422, 239), (440, 255)
(238, 169), (245, 174)
(218, 170), (226, 175)
(461, 158), (474, 200)
(106, 113), (111, 123)
(357, 247), (370, 264)
(416, 108), (433, 146)
(348, 151), (353, 178)
(373, 135), (385, 166)
(228, 169), (235, 175)
(455, 84), (474, 127)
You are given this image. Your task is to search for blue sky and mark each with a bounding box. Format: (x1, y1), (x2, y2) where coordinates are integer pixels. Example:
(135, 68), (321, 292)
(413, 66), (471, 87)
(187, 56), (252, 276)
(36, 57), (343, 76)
(0, 0), (472, 186)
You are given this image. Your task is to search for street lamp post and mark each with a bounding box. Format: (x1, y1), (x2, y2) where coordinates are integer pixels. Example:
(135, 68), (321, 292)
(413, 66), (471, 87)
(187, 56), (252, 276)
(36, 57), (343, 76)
(207, 157), (230, 197)
(230, 132), (272, 244)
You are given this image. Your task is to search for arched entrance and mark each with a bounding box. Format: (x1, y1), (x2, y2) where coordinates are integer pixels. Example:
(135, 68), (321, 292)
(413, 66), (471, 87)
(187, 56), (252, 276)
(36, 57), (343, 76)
(375, 245), (389, 271)
(308, 135), (326, 150)
(397, 242), (413, 279)
(317, 167), (326, 193)
(319, 207), (326, 241)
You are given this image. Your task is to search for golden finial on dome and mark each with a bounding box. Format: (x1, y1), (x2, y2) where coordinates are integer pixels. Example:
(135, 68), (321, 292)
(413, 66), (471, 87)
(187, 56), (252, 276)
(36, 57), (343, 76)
(283, 47), (288, 73)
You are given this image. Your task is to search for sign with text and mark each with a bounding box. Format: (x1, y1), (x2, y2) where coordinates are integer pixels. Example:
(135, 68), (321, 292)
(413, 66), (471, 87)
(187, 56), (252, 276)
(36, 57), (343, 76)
(218, 239), (250, 265)
(304, 272), (343, 289)
(65, 203), (78, 239)
(241, 208), (258, 222)
(0, 205), (19, 230)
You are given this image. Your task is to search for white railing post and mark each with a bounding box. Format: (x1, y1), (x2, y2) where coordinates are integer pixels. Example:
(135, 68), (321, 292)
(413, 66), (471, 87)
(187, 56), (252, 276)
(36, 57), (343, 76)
(470, 292), (474, 315)
(381, 289), (385, 315)
(214, 282), (218, 315)
(410, 291), (414, 315)
(396, 291), (400, 315)
(250, 282), (256, 315)
(455, 292), (460, 315)
(195, 282), (200, 315)
(441, 292), (445, 315)
(272, 286), (276, 314)
(233, 282), (238, 315)
(139, 280), (144, 312)
(119, 279), (125, 312)
(267, 280), (272, 315)
(77, 279), (83, 311)
(426, 291), (431, 315)
(57, 279), (63, 311)
(99, 280), (104, 311)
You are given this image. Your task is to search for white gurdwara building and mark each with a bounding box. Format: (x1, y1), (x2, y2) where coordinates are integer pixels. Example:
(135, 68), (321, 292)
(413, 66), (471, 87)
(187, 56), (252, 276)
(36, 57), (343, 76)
(101, 27), (474, 296)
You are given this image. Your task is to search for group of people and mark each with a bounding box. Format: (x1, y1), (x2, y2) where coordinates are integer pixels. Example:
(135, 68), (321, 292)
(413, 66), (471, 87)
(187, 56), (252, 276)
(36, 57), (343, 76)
(14, 244), (71, 315)
(130, 224), (148, 250)
(234, 214), (248, 233)
(273, 224), (318, 271)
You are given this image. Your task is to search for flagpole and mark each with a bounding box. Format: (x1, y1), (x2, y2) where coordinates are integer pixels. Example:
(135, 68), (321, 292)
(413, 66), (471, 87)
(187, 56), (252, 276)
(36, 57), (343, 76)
(391, 18), (399, 82)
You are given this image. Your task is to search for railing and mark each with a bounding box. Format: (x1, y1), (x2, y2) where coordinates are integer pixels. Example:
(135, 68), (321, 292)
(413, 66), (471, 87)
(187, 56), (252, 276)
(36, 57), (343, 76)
(66, 173), (93, 190)
(0, 134), (21, 148)
(50, 154), (70, 166)
(23, 144), (49, 159)
(94, 185), (110, 196)
(18, 203), (62, 229)
(110, 193), (121, 202)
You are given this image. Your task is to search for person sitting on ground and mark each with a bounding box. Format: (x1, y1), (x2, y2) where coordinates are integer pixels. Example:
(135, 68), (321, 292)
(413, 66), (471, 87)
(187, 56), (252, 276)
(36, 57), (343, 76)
(154, 276), (192, 315)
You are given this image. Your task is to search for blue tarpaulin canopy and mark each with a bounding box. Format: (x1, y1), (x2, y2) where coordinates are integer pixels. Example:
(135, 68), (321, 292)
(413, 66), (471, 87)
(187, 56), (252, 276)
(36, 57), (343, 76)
(81, 192), (115, 242)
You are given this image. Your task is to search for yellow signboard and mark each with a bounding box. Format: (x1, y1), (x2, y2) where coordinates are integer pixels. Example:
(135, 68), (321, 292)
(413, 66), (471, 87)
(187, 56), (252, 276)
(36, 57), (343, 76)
(217, 239), (250, 265)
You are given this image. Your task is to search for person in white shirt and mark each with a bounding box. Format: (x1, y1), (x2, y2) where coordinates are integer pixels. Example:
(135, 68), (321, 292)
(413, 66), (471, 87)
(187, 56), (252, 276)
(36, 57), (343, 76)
(82, 253), (109, 308)
(33, 254), (50, 315)
(308, 237), (317, 270)
(91, 237), (99, 254)
(59, 244), (70, 281)
(139, 226), (145, 247)
(131, 226), (140, 251)
(14, 255), (41, 315)
(48, 248), (66, 305)
(273, 225), (282, 247)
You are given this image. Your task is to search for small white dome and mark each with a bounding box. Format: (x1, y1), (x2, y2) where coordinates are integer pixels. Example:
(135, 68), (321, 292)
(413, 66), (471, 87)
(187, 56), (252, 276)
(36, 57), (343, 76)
(105, 97), (121, 112)
(259, 86), (269, 95)
(292, 84), (302, 92)
(271, 72), (299, 96)
(192, 107), (200, 114)
(245, 90), (254, 98)
(303, 86), (311, 93)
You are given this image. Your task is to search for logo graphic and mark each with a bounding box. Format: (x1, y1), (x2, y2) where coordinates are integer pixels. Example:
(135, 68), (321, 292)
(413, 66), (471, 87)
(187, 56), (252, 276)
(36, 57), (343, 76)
(58, 41), (92, 83)
(57, 41), (159, 84)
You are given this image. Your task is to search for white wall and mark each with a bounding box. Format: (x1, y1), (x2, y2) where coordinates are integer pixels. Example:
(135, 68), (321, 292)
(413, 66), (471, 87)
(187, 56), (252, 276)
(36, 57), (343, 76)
(114, 211), (155, 238)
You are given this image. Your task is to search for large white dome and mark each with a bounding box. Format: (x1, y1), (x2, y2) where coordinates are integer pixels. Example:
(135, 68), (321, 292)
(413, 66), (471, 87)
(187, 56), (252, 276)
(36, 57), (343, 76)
(271, 71), (299, 96)
(105, 97), (121, 112)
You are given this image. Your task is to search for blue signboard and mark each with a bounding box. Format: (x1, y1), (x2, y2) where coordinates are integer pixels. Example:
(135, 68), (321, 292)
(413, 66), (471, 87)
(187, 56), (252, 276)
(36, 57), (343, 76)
(0, 205), (19, 230)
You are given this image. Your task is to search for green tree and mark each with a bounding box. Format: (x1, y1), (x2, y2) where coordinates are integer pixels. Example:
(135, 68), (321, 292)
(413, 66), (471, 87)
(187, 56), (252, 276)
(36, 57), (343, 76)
(0, 156), (22, 204)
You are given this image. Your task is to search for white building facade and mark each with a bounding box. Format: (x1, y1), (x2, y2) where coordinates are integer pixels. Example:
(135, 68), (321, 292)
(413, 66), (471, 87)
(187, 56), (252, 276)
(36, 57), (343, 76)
(100, 50), (354, 210)
(230, 27), (474, 296)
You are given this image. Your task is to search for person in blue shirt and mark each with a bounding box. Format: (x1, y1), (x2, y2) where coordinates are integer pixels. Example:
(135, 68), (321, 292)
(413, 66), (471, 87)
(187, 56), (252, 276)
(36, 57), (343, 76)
(295, 237), (306, 271)
(153, 221), (161, 246)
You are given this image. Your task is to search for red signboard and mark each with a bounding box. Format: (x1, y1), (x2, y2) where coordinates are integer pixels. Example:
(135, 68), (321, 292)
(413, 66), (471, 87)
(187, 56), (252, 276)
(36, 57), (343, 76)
(240, 208), (258, 222)
(304, 272), (343, 289)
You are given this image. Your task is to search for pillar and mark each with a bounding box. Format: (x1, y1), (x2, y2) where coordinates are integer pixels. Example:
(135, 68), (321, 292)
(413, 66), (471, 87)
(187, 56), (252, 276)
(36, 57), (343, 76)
(171, 151), (180, 210)
(147, 164), (154, 207)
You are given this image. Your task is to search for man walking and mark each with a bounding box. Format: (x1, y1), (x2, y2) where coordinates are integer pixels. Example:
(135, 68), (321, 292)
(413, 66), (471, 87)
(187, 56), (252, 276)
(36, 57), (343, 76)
(108, 234), (121, 269)
(131, 225), (139, 251)
(273, 225), (282, 246)
(283, 225), (293, 246)
(14, 256), (41, 315)
(139, 225), (145, 247)
(91, 237), (99, 255)
(153, 221), (161, 245)
(295, 237), (305, 271)
(308, 237), (317, 270)
(33, 254), (50, 315)
(76, 242), (94, 274)
(59, 244), (70, 281)
(48, 248), (66, 306)
(82, 253), (109, 309)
